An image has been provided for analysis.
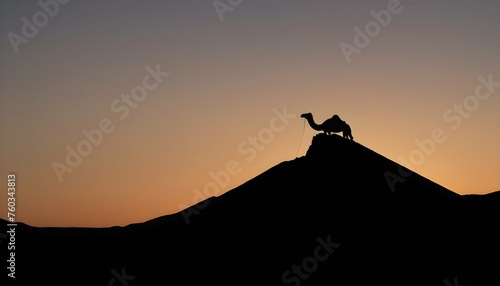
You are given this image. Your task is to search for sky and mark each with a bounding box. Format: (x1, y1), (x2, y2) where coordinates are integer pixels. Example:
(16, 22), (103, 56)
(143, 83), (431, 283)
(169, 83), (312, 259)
(1, 0), (499, 227)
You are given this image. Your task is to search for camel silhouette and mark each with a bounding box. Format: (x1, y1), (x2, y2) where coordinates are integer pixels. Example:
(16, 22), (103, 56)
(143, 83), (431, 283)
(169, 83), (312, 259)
(301, 113), (353, 141)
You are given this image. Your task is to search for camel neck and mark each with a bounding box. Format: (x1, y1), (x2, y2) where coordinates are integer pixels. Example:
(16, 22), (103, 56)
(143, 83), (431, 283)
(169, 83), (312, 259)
(305, 116), (322, 131)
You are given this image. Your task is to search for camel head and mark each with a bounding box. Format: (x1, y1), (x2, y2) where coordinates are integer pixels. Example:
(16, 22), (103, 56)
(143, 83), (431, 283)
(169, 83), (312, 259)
(300, 113), (312, 119)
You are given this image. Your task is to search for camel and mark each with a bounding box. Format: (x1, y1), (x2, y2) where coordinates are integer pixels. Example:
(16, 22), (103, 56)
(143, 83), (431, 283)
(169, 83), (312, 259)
(300, 113), (354, 141)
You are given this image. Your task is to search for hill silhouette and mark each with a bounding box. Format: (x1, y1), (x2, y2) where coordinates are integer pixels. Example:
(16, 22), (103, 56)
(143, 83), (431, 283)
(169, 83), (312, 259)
(2, 134), (499, 285)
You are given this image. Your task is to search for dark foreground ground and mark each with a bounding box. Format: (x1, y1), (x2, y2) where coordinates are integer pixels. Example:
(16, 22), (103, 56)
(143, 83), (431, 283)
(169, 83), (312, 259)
(2, 134), (499, 286)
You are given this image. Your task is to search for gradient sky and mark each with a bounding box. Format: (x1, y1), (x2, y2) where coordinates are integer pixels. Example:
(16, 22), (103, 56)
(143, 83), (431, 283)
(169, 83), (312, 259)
(1, 0), (499, 227)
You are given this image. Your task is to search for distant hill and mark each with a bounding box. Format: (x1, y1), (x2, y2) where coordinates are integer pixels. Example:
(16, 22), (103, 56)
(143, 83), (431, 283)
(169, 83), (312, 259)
(2, 133), (499, 285)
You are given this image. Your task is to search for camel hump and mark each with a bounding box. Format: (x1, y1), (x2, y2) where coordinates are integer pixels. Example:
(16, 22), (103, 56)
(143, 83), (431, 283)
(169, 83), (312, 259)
(331, 114), (343, 123)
